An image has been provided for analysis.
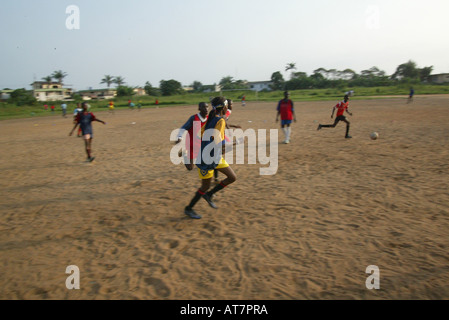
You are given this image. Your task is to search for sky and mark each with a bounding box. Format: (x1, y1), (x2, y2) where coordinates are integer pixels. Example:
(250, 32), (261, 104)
(1, 0), (449, 91)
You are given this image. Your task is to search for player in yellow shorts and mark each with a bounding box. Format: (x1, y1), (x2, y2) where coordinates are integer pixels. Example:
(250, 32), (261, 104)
(184, 97), (237, 219)
(108, 100), (115, 113)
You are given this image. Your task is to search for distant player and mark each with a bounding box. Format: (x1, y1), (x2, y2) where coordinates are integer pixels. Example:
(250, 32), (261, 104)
(176, 102), (209, 171)
(407, 87), (414, 103)
(69, 102), (106, 162)
(61, 103), (67, 118)
(317, 95), (353, 139)
(184, 97), (237, 219)
(276, 91), (297, 144)
(108, 100), (115, 113)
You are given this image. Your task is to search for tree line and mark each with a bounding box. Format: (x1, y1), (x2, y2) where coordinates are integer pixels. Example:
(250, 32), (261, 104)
(272, 60), (434, 91)
(99, 60), (436, 97)
(2, 60), (438, 105)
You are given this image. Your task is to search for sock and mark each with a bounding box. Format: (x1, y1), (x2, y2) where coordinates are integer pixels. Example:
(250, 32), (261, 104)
(282, 127), (287, 140)
(286, 127), (291, 140)
(207, 182), (227, 196)
(187, 189), (205, 209)
(346, 124), (350, 137)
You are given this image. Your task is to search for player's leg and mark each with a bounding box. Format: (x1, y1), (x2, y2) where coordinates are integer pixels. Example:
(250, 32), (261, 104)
(202, 166), (236, 208)
(281, 123), (288, 142)
(83, 138), (90, 159)
(318, 118), (339, 130)
(214, 170), (218, 182)
(285, 123), (292, 143)
(87, 138), (95, 161)
(185, 177), (211, 219)
(343, 119), (351, 138)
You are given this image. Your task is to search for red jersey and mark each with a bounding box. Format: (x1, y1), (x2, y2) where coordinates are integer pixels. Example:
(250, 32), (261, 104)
(186, 113), (208, 159)
(334, 101), (349, 117)
(277, 99), (294, 120)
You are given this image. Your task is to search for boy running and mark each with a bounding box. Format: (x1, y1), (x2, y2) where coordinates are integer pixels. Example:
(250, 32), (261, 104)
(317, 95), (353, 139)
(69, 102), (106, 162)
(184, 97), (237, 219)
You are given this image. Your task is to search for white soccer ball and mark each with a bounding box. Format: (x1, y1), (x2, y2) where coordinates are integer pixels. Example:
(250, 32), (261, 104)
(370, 132), (379, 140)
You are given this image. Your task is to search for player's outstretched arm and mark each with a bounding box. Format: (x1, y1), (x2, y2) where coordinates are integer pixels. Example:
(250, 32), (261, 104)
(69, 123), (78, 136)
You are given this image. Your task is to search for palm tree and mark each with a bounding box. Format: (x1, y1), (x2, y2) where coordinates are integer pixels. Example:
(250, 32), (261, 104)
(52, 70), (68, 85)
(100, 75), (114, 88)
(42, 76), (53, 83)
(285, 63), (296, 80)
(113, 76), (125, 87)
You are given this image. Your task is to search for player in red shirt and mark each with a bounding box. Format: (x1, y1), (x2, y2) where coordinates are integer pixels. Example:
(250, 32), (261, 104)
(317, 95), (353, 139)
(276, 91), (297, 144)
(176, 102), (209, 170)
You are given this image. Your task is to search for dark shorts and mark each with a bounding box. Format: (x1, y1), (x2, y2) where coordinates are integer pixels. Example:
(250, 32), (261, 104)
(336, 115), (347, 121)
(281, 120), (292, 126)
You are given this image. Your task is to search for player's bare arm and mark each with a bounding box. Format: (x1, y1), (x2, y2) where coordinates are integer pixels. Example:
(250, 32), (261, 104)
(69, 123), (79, 136)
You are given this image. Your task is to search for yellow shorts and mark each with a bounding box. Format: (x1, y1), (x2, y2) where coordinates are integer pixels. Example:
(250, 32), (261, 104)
(198, 158), (229, 180)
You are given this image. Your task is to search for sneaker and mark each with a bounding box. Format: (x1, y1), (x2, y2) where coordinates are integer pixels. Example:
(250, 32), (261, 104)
(317, 124), (322, 131)
(345, 135), (352, 139)
(184, 207), (202, 219)
(202, 193), (218, 209)
(284, 140), (290, 144)
(88, 157), (95, 162)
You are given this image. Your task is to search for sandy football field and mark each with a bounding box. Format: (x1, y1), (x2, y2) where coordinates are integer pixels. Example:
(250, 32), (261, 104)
(0, 95), (448, 300)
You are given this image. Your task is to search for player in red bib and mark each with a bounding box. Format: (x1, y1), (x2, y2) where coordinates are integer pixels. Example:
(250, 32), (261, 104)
(317, 95), (353, 139)
(176, 102), (209, 170)
(276, 91), (297, 144)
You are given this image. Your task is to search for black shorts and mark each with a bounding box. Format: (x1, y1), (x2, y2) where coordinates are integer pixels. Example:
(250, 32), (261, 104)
(336, 115), (346, 121)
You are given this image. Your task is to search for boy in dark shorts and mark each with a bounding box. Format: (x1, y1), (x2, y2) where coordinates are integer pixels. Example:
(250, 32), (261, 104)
(317, 95), (353, 139)
(69, 102), (106, 161)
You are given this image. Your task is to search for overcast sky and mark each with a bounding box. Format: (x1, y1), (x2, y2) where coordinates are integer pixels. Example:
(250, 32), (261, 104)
(1, 0), (449, 91)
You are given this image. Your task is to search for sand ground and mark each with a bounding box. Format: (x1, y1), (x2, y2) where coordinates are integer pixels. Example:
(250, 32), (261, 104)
(0, 95), (448, 300)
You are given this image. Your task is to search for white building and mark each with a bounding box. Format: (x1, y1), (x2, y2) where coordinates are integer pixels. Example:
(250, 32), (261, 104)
(247, 81), (273, 92)
(31, 81), (73, 101)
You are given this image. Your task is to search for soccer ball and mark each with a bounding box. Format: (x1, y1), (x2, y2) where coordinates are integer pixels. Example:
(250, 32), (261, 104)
(370, 132), (379, 140)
